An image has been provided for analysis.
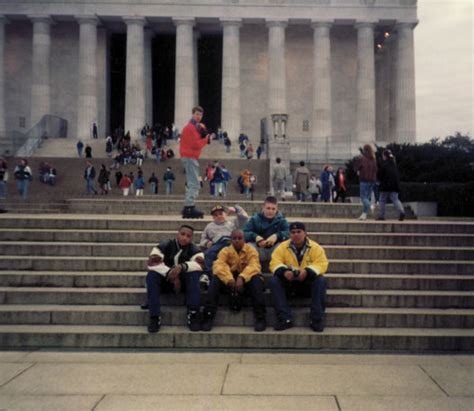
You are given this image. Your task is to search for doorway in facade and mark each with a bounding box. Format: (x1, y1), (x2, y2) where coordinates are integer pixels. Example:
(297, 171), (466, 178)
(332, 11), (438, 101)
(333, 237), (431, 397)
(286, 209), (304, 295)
(198, 34), (222, 133)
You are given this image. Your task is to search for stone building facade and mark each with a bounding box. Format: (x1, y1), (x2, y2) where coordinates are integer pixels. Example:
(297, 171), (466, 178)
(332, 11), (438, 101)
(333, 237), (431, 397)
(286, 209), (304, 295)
(0, 0), (417, 160)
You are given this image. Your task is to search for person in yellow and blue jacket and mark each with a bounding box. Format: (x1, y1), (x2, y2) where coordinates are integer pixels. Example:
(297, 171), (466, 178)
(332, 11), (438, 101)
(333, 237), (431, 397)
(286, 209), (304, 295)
(269, 221), (329, 332)
(201, 229), (266, 332)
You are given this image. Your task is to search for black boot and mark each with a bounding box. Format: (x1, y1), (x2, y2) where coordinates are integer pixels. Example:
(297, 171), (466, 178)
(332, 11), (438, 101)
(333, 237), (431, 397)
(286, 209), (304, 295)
(310, 317), (325, 333)
(253, 309), (267, 332)
(187, 309), (201, 332)
(182, 206), (204, 219)
(148, 316), (161, 333)
(201, 308), (215, 332)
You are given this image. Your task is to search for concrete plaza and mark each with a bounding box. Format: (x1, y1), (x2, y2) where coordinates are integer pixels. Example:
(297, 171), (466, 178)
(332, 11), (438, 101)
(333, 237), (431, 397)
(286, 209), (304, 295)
(0, 350), (472, 411)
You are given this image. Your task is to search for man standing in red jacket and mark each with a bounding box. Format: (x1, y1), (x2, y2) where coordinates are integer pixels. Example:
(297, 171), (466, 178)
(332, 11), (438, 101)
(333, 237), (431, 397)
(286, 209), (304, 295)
(180, 106), (210, 218)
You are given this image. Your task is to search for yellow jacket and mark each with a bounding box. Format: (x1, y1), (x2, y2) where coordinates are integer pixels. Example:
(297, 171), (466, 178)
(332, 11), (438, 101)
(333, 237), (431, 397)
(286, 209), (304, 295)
(212, 243), (262, 285)
(270, 238), (329, 277)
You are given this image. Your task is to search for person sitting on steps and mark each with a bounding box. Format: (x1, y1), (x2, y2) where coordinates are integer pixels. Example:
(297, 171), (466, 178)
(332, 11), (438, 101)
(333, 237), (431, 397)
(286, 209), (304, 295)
(145, 225), (205, 333)
(201, 229), (267, 332)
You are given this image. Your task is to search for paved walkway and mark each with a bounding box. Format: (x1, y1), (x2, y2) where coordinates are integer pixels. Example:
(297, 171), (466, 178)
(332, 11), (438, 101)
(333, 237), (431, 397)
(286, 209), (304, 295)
(0, 351), (472, 410)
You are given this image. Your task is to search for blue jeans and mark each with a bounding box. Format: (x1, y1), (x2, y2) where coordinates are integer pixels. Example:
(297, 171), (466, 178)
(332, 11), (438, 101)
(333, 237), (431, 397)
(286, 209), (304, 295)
(86, 177), (96, 195)
(378, 191), (405, 218)
(181, 157), (200, 206)
(269, 273), (326, 322)
(0, 181), (6, 199)
(150, 182), (157, 194)
(165, 180), (173, 195)
(16, 179), (29, 200)
(204, 238), (231, 274)
(359, 181), (374, 214)
(146, 270), (201, 317)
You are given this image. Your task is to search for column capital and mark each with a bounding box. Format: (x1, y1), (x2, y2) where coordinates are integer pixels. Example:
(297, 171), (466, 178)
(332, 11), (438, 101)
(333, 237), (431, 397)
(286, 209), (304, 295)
(75, 15), (100, 26)
(220, 18), (242, 28)
(311, 20), (333, 30)
(266, 19), (288, 29)
(123, 16), (147, 26)
(28, 14), (54, 25)
(395, 20), (418, 30)
(172, 17), (195, 27)
(355, 21), (377, 29)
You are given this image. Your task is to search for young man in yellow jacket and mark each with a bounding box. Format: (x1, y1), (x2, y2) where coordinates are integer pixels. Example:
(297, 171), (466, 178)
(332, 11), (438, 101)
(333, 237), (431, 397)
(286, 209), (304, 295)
(269, 222), (329, 332)
(201, 229), (266, 332)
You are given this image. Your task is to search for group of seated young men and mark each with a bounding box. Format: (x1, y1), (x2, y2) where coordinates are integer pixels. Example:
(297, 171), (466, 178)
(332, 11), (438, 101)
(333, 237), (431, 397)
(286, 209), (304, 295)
(144, 196), (329, 334)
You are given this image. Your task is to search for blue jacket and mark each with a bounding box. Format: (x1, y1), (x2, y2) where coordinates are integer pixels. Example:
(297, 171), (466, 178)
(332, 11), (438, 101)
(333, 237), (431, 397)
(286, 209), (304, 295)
(243, 211), (290, 243)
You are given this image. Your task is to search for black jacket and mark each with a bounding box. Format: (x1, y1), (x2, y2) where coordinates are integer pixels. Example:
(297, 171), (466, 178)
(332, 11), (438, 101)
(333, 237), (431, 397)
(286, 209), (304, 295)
(158, 239), (201, 270)
(377, 160), (400, 192)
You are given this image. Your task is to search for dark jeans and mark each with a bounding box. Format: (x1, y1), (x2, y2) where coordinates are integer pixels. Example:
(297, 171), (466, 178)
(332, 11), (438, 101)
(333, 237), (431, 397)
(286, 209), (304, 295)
(334, 189), (346, 203)
(269, 272), (326, 322)
(146, 270), (201, 317)
(203, 238), (231, 275)
(205, 275), (266, 317)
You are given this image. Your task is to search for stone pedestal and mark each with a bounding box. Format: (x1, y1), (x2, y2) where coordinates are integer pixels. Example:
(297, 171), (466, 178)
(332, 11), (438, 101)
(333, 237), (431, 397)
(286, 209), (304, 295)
(221, 19), (241, 141)
(76, 15), (98, 140)
(395, 22), (417, 143)
(174, 18), (195, 130)
(124, 16), (146, 138)
(29, 15), (52, 126)
(312, 21), (332, 145)
(355, 22), (376, 145)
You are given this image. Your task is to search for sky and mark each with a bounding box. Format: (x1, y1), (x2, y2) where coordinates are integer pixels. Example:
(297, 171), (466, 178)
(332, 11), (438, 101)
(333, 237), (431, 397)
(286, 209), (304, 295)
(415, 0), (473, 142)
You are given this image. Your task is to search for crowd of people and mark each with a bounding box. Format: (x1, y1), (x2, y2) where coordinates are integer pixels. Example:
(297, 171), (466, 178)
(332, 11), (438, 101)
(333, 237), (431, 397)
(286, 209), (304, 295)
(272, 158), (348, 204)
(82, 161), (177, 197)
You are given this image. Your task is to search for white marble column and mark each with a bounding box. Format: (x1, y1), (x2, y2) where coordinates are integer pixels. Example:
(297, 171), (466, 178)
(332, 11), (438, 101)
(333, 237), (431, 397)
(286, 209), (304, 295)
(267, 20), (287, 115)
(0, 16), (8, 141)
(312, 21), (332, 143)
(173, 18), (195, 130)
(395, 22), (417, 143)
(193, 29), (199, 107)
(29, 15), (52, 126)
(76, 15), (98, 140)
(355, 22), (376, 144)
(144, 28), (153, 126)
(221, 19), (241, 141)
(124, 16), (146, 138)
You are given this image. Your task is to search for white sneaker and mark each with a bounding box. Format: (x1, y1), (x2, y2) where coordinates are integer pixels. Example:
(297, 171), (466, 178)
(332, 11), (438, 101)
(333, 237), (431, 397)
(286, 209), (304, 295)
(358, 213), (367, 220)
(370, 204), (375, 213)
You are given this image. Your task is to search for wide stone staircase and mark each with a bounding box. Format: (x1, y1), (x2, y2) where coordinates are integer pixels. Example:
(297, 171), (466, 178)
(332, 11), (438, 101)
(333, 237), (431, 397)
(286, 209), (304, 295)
(0, 200), (473, 351)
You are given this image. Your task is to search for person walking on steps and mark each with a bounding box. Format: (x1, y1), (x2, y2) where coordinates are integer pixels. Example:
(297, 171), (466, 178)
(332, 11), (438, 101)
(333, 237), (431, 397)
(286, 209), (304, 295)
(376, 149), (406, 221)
(179, 106), (211, 219)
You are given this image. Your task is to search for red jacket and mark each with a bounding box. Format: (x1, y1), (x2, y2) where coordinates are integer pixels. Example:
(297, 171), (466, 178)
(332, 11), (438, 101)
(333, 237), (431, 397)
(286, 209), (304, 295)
(179, 120), (209, 159)
(119, 176), (132, 189)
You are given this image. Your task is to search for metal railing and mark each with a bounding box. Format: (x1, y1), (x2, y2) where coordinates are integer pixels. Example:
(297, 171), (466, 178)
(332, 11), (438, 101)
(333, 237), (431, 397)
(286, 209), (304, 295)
(13, 115), (68, 157)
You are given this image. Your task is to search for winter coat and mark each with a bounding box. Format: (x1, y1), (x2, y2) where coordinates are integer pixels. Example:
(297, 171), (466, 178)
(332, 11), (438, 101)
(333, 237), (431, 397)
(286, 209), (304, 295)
(213, 243), (261, 285)
(354, 155), (377, 182)
(270, 238), (329, 277)
(294, 166), (310, 193)
(147, 239), (204, 277)
(179, 119), (209, 159)
(377, 159), (401, 193)
(243, 211), (290, 243)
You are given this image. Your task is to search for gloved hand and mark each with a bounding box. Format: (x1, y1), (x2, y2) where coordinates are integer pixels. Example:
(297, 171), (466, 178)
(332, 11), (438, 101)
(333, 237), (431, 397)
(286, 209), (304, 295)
(265, 234), (278, 247)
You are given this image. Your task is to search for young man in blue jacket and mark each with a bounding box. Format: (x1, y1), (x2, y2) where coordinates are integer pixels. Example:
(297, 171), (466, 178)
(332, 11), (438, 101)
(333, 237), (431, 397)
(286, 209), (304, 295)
(243, 196), (289, 267)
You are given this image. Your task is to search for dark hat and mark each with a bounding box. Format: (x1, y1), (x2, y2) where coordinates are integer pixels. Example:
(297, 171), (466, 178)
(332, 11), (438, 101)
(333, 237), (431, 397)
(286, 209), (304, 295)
(211, 205), (225, 215)
(289, 222), (306, 231)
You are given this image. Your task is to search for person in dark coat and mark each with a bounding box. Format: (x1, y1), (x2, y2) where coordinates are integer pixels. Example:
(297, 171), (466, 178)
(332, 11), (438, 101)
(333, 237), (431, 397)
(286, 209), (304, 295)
(376, 150), (405, 221)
